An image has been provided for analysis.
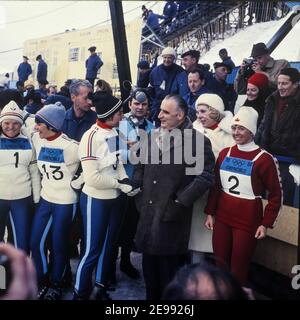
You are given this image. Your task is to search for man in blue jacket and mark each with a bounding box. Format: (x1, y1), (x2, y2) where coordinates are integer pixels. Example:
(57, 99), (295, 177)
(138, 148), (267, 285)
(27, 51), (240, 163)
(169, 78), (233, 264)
(36, 55), (48, 83)
(17, 56), (32, 82)
(85, 46), (103, 87)
(183, 69), (211, 121)
(62, 79), (96, 142)
(148, 47), (184, 126)
(171, 49), (213, 97)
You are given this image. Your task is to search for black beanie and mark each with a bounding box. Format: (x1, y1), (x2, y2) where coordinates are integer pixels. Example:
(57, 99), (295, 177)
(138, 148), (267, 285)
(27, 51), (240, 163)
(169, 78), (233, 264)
(93, 91), (122, 120)
(279, 68), (300, 83)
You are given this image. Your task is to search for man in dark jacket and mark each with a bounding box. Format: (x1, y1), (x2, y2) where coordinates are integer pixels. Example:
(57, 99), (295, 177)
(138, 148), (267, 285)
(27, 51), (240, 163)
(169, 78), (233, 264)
(207, 62), (237, 114)
(133, 94), (215, 300)
(36, 54), (48, 83)
(17, 56), (32, 82)
(255, 68), (300, 207)
(219, 48), (235, 70)
(148, 47), (184, 125)
(85, 46), (103, 87)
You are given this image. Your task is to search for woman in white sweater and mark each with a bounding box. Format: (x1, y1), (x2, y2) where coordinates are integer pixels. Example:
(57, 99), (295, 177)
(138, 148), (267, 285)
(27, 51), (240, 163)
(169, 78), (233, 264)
(189, 93), (235, 261)
(0, 101), (40, 253)
(74, 92), (135, 300)
(30, 102), (80, 300)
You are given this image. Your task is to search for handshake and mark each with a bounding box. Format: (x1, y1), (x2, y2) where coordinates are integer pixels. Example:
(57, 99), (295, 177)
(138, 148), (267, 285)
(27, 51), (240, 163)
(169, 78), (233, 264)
(117, 178), (141, 197)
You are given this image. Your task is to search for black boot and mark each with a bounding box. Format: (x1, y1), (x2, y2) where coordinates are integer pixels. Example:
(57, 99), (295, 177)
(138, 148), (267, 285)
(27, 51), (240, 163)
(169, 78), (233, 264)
(120, 248), (140, 279)
(91, 284), (112, 301)
(44, 284), (62, 300)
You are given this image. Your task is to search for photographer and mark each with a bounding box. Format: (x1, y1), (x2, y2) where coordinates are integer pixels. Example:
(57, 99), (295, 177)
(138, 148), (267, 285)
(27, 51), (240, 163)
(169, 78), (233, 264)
(234, 42), (290, 94)
(0, 243), (37, 300)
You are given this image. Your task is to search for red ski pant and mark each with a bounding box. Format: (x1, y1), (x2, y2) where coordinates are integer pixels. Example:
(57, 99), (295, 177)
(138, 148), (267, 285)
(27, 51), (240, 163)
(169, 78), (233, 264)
(212, 219), (257, 285)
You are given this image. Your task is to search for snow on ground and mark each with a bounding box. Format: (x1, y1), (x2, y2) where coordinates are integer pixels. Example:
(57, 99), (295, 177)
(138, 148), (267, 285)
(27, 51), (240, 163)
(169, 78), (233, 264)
(199, 11), (300, 67)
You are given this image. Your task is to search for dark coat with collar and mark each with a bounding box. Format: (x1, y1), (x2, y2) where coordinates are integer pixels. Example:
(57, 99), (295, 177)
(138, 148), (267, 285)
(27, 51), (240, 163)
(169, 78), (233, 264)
(133, 117), (215, 256)
(255, 86), (300, 161)
(37, 59), (48, 83)
(61, 107), (97, 142)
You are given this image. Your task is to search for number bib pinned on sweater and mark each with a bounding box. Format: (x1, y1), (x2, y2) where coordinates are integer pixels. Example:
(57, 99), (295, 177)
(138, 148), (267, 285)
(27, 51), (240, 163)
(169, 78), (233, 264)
(220, 148), (264, 199)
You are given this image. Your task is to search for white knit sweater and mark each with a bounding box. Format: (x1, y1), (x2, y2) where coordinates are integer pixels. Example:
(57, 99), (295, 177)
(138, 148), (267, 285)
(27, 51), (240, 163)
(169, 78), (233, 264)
(79, 124), (128, 199)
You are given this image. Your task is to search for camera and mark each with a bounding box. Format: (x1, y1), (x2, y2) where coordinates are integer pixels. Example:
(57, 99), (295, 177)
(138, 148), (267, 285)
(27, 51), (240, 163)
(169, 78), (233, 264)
(242, 58), (255, 79)
(0, 254), (12, 296)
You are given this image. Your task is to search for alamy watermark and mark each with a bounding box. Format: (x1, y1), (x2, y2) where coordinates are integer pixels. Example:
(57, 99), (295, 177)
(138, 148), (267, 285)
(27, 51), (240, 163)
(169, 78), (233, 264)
(291, 265), (300, 290)
(102, 121), (206, 176)
(0, 264), (6, 290)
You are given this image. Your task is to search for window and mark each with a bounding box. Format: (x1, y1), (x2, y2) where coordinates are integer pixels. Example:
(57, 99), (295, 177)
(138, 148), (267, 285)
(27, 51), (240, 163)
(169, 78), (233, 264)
(69, 48), (79, 62)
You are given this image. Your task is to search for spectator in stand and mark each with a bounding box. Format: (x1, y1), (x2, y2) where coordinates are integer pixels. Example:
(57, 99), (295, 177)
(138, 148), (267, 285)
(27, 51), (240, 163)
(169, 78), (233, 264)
(203, 63), (211, 72)
(47, 85), (58, 96)
(172, 49), (213, 97)
(176, 1), (193, 14)
(148, 47), (184, 125)
(17, 56), (32, 82)
(16, 81), (25, 95)
(24, 79), (35, 91)
(145, 10), (165, 33)
(45, 85), (73, 110)
(183, 69), (211, 121)
(219, 48), (235, 70)
(137, 60), (151, 88)
(205, 106), (282, 286)
(85, 46), (103, 88)
(141, 4), (149, 21)
(235, 42), (290, 94)
(23, 89), (43, 114)
(163, 1), (178, 24)
(137, 53), (159, 89)
(255, 68), (300, 207)
(208, 62), (237, 114)
(172, 50), (199, 96)
(243, 72), (271, 126)
(36, 55), (48, 84)
(36, 80), (49, 100)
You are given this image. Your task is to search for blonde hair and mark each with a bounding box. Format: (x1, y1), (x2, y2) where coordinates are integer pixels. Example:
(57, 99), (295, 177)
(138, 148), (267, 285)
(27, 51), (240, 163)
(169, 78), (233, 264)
(197, 104), (224, 123)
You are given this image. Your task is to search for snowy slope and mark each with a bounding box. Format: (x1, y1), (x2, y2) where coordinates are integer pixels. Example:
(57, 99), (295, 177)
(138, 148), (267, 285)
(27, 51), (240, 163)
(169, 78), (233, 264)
(199, 11), (300, 67)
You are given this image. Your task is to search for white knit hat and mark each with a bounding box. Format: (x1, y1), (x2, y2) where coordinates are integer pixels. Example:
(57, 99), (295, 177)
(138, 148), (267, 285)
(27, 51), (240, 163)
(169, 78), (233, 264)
(231, 106), (258, 135)
(195, 93), (225, 115)
(0, 101), (24, 124)
(161, 47), (176, 58)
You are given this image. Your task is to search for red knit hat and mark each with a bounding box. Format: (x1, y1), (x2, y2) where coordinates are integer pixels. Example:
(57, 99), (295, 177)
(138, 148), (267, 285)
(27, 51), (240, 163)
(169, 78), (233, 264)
(248, 72), (269, 91)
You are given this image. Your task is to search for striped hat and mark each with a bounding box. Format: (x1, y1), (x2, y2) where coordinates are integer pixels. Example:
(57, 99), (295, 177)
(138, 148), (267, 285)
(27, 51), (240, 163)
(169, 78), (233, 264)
(0, 101), (24, 125)
(93, 91), (122, 121)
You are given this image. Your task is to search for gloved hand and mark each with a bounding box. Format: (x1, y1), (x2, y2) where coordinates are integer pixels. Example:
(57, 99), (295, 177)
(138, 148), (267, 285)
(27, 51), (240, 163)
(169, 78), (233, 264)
(71, 174), (84, 192)
(118, 178), (133, 194)
(127, 187), (141, 197)
(289, 164), (300, 186)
